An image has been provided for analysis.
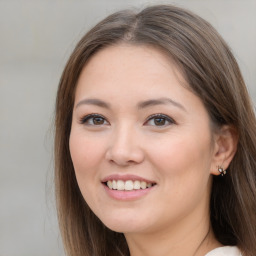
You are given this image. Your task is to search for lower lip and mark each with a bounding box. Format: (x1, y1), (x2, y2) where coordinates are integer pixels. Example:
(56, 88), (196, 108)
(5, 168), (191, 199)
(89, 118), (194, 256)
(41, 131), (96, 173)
(103, 184), (155, 201)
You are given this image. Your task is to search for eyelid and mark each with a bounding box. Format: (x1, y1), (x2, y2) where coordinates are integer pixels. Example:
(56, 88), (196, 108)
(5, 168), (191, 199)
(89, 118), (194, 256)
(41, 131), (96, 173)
(79, 113), (109, 125)
(144, 113), (176, 126)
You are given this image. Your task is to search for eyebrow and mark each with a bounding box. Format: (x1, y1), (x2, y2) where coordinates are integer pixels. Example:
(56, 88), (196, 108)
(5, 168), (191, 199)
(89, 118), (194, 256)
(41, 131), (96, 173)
(75, 98), (110, 109)
(138, 97), (187, 112)
(75, 97), (186, 112)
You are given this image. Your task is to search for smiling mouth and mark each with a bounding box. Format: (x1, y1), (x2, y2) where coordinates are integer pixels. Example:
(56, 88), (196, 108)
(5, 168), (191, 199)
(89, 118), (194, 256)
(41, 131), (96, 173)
(104, 180), (156, 191)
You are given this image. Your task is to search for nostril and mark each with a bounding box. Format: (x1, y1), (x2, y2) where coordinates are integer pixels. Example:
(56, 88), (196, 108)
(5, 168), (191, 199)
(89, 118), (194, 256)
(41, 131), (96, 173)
(105, 149), (145, 166)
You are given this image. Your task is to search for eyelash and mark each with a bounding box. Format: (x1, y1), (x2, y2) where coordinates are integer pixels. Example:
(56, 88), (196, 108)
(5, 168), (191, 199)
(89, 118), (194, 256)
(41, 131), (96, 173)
(80, 114), (109, 126)
(144, 114), (176, 127)
(79, 113), (176, 127)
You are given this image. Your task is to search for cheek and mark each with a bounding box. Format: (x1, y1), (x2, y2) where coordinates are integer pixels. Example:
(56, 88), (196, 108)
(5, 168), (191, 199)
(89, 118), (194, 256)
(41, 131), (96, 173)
(69, 130), (105, 176)
(69, 130), (106, 208)
(148, 132), (213, 217)
(148, 130), (213, 180)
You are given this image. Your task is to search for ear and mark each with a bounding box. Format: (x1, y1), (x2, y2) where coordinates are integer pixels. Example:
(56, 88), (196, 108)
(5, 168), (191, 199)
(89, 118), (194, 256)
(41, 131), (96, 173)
(210, 125), (238, 176)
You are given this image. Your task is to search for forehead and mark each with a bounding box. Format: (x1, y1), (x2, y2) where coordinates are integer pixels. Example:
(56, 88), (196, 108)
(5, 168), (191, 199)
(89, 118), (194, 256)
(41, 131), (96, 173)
(85, 44), (175, 68)
(75, 44), (188, 96)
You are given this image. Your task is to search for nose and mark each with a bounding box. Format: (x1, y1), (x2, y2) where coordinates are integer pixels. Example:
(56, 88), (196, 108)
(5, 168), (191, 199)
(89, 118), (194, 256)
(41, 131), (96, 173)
(105, 125), (145, 166)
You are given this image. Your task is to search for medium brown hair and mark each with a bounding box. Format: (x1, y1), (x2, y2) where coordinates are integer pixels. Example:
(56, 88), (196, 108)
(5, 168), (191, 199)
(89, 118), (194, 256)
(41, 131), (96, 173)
(55, 5), (256, 256)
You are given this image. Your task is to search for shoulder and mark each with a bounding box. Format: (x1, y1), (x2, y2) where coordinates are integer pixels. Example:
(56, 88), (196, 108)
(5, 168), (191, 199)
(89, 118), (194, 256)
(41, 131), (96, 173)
(205, 246), (241, 256)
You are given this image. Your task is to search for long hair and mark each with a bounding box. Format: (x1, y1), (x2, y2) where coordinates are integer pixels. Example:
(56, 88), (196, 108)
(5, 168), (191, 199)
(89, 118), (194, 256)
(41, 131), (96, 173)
(55, 5), (256, 256)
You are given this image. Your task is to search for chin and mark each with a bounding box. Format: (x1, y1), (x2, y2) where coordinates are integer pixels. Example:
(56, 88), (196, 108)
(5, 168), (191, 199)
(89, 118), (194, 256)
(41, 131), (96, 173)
(105, 222), (146, 234)
(98, 212), (149, 234)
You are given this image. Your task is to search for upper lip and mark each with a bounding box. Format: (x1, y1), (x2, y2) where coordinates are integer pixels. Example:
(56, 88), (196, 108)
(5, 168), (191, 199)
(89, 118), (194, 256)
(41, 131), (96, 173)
(101, 174), (156, 184)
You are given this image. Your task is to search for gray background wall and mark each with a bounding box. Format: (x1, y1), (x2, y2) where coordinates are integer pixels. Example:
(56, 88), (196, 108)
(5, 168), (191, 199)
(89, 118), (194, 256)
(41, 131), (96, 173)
(0, 0), (255, 255)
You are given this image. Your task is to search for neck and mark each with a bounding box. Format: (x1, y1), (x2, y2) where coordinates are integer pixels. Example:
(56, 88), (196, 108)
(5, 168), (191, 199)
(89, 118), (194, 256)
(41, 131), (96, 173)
(124, 210), (221, 256)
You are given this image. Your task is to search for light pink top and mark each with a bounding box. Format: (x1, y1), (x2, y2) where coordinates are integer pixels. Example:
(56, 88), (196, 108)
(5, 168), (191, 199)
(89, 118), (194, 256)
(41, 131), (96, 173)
(205, 246), (241, 256)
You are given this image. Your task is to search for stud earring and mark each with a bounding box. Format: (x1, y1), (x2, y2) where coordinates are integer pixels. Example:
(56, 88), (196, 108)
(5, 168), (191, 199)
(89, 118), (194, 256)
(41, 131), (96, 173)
(218, 166), (226, 176)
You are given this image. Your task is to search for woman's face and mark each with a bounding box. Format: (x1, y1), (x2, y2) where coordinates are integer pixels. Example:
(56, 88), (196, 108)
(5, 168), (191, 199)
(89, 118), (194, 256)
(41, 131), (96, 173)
(69, 44), (218, 235)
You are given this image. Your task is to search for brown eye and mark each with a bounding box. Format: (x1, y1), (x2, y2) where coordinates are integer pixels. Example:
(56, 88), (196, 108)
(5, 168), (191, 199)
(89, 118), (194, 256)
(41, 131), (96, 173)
(145, 114), (175, 127)
(80, 114), (109, 126)
(154, 118), (166, 126)
(93, 117), (105, 125)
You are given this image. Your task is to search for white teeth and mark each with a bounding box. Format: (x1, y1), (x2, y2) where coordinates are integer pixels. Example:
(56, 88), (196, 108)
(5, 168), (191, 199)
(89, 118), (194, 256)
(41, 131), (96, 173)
(107, 181), (113, 189)
(112, 180), (117, 189)
(147, 183), (152, 188)
(125, 180), (133, 191)
(106, 180), (154, 191)
(134, 180), (141, 190)
(140, 181), (147, 189)
(117, 180), (125, 190)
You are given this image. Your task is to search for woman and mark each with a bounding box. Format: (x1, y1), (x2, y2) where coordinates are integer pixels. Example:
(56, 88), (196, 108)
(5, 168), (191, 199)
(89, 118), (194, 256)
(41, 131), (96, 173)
(55, 5), (256, 256)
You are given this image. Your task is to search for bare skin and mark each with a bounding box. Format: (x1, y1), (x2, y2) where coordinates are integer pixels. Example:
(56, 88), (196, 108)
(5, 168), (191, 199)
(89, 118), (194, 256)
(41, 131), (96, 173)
(70, 44), (237, 256)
